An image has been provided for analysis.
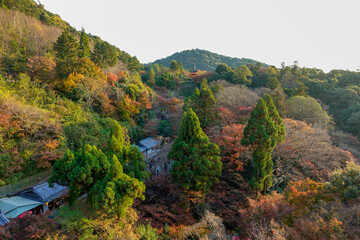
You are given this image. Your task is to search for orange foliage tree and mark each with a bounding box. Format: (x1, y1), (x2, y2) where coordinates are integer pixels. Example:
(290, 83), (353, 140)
(210, 124), (247, 171)
(139, 91), (152, 109)
(118, 95), (141, 123)
(106, 72), (118, 87)
(284, 178), (326, 216)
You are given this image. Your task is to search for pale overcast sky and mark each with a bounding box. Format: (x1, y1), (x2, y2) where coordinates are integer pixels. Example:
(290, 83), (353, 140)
(40, 0), (360, 72)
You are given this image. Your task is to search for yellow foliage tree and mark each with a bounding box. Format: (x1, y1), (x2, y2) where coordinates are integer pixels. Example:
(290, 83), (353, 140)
(63, 73), (84, 92)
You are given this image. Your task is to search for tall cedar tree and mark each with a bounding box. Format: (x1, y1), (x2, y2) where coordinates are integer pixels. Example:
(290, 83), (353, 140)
(53, 29), (79, 78)
(168, 108), (222, 196)
(78, 28), (91, 58)
(184, 79), (218, 127)
(53, 29), (79, 60)
(91, 155), (145, 218)
(241, 95), (285, 195)
(108, 122), (148, 181)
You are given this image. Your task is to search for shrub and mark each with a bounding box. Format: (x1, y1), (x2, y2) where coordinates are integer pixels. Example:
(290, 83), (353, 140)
(137, 224), (159, 240)
(327, 161), (360, 200)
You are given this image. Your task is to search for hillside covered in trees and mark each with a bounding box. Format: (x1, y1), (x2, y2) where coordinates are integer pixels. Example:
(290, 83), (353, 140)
(151, 49), (268, 71)
(0, 1), (360, 239)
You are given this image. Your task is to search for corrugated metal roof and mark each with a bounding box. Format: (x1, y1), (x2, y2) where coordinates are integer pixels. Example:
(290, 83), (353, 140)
(0, 196), (41, 219)
(0, 212), (9, 225)
(20, 182), (68, 203)
(138, 137), (160, 150)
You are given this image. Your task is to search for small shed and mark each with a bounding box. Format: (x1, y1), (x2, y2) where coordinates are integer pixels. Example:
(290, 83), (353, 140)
(0, 196), (42, 219)
(0, 211), (9, 225)
(137, 137), (160, 155)
(20, 182), (68, 203)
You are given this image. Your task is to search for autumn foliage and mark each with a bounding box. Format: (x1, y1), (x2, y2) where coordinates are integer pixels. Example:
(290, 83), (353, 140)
(284, 178), (326, 215)
(210, 123), (247, 171)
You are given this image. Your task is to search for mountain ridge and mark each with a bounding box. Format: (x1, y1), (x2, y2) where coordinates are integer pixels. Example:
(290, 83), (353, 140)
(150, 48), (268, 71)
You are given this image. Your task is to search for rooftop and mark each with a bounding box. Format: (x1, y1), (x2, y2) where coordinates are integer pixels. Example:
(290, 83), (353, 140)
(0, 196), (41, 219)
(138, 137), (160, 150)
(20, 182), (68, 203)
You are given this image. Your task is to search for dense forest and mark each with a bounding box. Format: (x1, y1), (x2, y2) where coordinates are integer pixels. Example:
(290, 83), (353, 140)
(151, 49), (267, 71)
(0, 1), (360, 239)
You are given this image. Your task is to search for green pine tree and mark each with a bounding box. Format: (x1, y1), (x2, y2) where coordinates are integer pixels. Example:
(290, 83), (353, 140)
(92, 155), (145, 219)
(53, 29), (80, 78)
(78, 28), (91, 58)
(107, 122), (148, 181)
(108, 121), (128, 164)
(197, 85), (217, 127)
(168, 109), (222, 197)
(183, 80), (218, 128)
(241, 96), (285, 196)
(53, 29), (79, 60)
(263, 94), (285, 144)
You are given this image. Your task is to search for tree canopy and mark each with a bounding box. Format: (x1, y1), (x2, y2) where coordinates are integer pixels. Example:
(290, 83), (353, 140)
(286, 96), (331, 126)
(168, 108), (222, 196)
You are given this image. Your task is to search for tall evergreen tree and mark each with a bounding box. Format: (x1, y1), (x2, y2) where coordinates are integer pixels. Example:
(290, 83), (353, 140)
(168, 109), (222, 197)
(197, 83), (217, 127)
(107, 122), (148, 181)
(78, 28), (91, 58)
(108, 121), (128, 163)
(92, 155), (145, 219)
(241, 95), (285, 196)
(184, 79), (218, 127)
(264, 94), (285, 144)
(53, 29), (80, 78)
(53, 29), (79, 60)
(263, 95), (285, 189)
